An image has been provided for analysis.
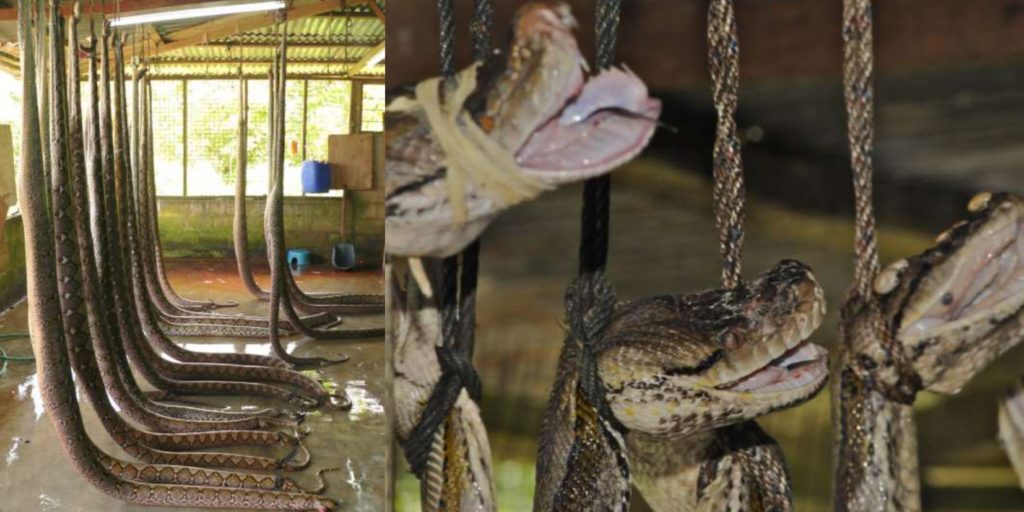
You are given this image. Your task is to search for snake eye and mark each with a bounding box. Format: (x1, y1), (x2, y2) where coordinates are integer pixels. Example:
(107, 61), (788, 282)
(719, 330), (741, 350)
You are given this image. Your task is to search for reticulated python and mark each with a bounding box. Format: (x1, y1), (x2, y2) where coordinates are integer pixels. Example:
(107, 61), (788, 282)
(19, 2), (334, 508)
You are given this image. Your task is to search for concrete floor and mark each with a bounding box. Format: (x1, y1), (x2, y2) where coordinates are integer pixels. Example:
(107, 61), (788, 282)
(395, 157), (1024, 511)
(0, 260), (385, 512)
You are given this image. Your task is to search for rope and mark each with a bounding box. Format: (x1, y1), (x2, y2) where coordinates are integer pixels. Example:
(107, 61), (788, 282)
(0, 339), (35, 380)
(578, 0), (621, 276)
(437, 0), (455, 77)
(388, 65), (551, 223)
(841, 0), (920, 404)
(564, 273), (618, 424)
(842, 0), (880, 298)
(470, 0), (493, 61)
(403, 0), (487, 480)
(707, 0), (746, 290)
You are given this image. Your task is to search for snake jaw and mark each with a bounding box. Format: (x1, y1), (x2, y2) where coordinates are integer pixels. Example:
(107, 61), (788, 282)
(600, 260), (828, 438)
(886, 192), (1024, 394)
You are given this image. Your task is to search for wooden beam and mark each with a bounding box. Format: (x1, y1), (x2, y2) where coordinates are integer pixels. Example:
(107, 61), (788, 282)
(389, 0), (1024, 89)
(201, 41), (378, 48)
(147, 73), (382, 80)
(349, 40), (383, 74)
(150, 57), (359, 65)
(360, 0), (384, 23)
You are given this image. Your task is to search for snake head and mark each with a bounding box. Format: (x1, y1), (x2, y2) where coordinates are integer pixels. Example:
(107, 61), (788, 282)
(482, 2), (661, 182)
(871, 192), (1024, 395)
(598, 260), (828, 438)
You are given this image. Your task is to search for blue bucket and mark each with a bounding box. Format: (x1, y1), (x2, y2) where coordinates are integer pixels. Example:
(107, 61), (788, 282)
(287, 249), (311, 269)
(301, 161), (331, 193)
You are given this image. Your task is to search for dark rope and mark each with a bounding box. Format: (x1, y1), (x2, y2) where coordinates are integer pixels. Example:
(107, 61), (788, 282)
(470, 0), (493, 61)
(403, 0), (490, 479)
(578, 0), (620, 276)
(437, 0), (455, 77)
(564, 272), (619, 426)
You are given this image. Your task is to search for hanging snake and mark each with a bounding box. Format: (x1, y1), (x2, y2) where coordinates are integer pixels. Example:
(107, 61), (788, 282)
(833, 191), (1024, 511)
(231, 61), (384, 316)
(94, 36), (333, 408)
(385, 2), (661, 259)
(534, 260), (827, 511)
(391, 259), (496, 512)
(19, 2), (335, 509)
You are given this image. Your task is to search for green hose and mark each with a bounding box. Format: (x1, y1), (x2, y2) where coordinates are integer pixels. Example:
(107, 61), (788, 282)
(0, 334), (35, 378)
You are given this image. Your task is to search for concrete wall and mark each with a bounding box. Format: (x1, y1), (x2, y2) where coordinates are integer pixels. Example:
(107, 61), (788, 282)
(342, 134), (385, 264)
(0, 215), (26, 311)
(156, 196), (381, 266)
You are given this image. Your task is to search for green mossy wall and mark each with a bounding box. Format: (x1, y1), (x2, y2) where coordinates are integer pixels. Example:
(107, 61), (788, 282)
(0, 216), (26, 311)
(156, 197), (352, 262)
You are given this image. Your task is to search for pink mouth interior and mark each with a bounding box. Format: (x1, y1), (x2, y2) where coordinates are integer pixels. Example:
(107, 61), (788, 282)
(514, 67), (661, 180)
(722, 342), (828, 393)
(899, 217), (1024, 339)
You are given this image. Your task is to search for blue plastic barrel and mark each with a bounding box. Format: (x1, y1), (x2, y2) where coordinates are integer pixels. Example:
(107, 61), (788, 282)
(301, 161), (331, 193)
(288, 249), (312, 269)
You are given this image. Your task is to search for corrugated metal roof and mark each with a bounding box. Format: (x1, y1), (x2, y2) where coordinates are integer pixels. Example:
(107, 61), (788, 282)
(147, 1), (384, 79)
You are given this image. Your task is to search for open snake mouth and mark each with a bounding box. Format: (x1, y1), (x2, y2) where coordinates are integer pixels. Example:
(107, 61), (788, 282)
(721, 341), (829, 394)
(516, 66), (661, 181)
(897, 195), (1024, 343)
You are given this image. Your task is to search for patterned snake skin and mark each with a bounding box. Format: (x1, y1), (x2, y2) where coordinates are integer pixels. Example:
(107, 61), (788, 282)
(834, 192), (1024, 511)
(536, 261), (828, 511)
(18, 2), (335, 508)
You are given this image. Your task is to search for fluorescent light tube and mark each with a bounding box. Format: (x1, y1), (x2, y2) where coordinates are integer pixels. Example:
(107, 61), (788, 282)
(366, 48), (384, 67)
(110, 1), (286, 27)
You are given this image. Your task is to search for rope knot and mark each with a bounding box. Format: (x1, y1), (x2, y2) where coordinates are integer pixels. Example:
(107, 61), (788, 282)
(436, 344), (482, 402)
(565, 272), (616, 348)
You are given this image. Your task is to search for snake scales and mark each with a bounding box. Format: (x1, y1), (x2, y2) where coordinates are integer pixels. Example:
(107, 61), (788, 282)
(19, 1), (335, 508)
(833, 193), (1024, 511)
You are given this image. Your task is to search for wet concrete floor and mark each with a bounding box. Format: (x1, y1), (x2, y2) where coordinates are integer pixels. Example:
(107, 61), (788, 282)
(0, 259), (385, 512)
(394, 157), (1024, 511)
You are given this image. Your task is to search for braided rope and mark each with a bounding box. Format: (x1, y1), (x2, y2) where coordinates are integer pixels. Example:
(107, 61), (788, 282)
(578, 0), (620, 276)
(437, 0), (455, 77)
(843, 0), (880, 298)
(707, 0), (746, 290)
(470, 0), (493, 61)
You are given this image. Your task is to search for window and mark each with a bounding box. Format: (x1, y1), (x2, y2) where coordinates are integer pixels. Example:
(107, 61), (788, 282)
(361, 84), (384, 132)
(151, 81), (185, 197)
(146, 78), (363, 197)
(0, 71), (21, 218)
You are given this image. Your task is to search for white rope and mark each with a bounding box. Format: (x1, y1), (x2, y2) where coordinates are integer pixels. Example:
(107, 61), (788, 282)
(388, 64), (552, 223)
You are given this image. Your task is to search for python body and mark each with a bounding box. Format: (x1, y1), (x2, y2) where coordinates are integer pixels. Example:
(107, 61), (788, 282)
(385, 2), (661, 258)
(391, 260), (496, 512)
(536, 260), (829, 511)
(834, 192), (1024, 511)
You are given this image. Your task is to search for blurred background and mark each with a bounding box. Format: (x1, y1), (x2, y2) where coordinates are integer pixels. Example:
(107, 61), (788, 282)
(388, 0), (1024, 510)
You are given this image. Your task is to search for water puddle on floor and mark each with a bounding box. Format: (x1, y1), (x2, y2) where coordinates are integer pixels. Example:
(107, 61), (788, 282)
(0, 261), (385, 511)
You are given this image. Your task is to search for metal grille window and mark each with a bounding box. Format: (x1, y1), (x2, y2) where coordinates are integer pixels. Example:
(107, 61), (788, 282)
(146, 78), (374, 197)
(361, 83), (384, 132)
(151, 80), (185, 197)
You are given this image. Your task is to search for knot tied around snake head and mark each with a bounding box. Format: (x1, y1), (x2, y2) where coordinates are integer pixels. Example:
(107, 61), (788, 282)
(564, 272), (622, 430)
(401, 326), (484, 477)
